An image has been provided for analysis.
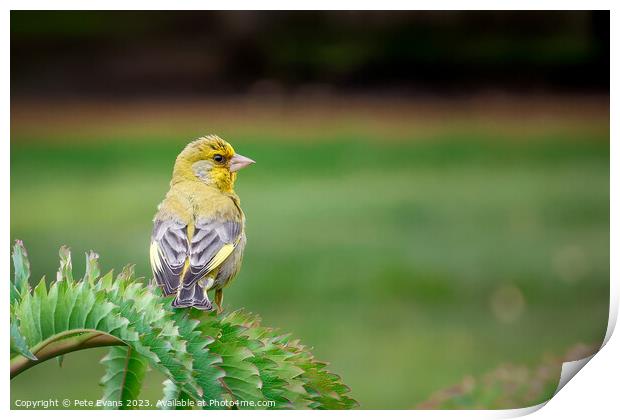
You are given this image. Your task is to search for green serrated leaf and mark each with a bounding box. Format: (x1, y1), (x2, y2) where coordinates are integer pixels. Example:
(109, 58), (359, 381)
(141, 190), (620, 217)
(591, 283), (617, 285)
(12, 240), (31, 296)
(170, 310), (225, 406)
(10, 242), (358, 411)
(100, 346), (148, 409)
(117, 264), (135, 281)
(102, 276), (203, 400)
(57, 245), (73, 283)
(160, 379), (194, 410)
(35, 277), (55, 341)
(99, 270), (115, 290)
(84, 251), (101, 285)
(10, 321), (37, 361)
(204, 316), (267, 408)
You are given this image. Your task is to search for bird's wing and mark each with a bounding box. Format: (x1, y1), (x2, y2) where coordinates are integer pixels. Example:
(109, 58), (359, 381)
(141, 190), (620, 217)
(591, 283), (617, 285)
(182, 218), (243, 287)
(150, 219), (189, 296)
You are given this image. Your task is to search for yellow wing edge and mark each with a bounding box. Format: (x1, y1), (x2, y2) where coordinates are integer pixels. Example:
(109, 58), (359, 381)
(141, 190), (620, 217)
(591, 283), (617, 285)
(204, 243), (236, 273)
(150, 241), (162, 273)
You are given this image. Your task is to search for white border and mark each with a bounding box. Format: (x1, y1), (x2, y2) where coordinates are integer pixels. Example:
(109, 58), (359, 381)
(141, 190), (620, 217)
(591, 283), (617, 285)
(3, 2), (617, 419)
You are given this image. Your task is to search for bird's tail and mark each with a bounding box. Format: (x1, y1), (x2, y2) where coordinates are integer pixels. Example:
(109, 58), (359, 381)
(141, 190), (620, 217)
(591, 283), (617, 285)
(172, 282), (213, 311)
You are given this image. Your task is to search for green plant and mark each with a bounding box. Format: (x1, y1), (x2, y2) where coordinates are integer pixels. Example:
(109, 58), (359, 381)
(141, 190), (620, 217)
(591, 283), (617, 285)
(10, 240), (357, 410)
(416, 343), (598, 409)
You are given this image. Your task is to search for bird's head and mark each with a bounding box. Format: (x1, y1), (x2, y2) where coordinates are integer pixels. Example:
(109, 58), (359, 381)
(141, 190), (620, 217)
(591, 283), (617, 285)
(172, 135), (255, 192)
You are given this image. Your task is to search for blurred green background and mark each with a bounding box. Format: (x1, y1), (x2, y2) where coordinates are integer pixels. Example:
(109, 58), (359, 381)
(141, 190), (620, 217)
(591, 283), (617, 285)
(10, 11), (609, 409)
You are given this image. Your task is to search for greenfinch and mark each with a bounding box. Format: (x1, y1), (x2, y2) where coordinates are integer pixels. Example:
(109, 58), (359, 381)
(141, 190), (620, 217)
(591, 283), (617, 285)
(150, 135), (255, 313)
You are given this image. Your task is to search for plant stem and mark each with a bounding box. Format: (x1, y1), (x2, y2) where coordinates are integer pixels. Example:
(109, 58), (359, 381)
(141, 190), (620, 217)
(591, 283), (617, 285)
(10, 329), (126, 378)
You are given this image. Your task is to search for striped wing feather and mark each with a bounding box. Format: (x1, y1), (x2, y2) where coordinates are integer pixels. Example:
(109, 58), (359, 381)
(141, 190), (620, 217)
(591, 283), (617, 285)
(150, 219), (188, 295)
(184, 219), (242, 287)
(150, 217), (242, 296)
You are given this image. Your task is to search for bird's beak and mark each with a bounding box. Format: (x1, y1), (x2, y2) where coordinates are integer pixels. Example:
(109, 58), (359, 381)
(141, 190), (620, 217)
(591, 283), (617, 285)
(229, 153), (256, 172)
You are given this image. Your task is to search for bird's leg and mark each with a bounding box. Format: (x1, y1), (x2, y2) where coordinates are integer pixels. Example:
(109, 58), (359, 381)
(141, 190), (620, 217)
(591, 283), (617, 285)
(215, 289), (224, 314)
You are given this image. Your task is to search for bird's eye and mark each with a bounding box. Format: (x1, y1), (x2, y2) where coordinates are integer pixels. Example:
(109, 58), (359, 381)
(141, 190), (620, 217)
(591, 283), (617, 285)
(213, 154), (224, 163)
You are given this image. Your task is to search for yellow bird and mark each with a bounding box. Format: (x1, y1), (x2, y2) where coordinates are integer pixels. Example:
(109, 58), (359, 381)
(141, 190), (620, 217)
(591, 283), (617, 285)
(150, 135), (255, 313)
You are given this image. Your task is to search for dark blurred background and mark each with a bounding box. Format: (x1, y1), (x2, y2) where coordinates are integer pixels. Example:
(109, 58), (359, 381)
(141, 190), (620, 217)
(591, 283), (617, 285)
(11, 11), (609, 410)
(11, 11), (609, 98)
